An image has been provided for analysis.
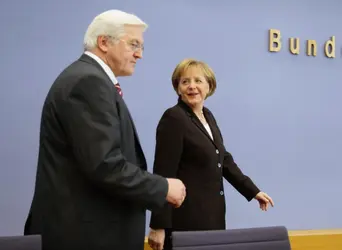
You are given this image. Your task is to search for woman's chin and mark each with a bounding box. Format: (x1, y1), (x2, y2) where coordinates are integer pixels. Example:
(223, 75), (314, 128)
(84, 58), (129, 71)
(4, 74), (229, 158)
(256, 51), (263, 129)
(188, 100), (203, 107)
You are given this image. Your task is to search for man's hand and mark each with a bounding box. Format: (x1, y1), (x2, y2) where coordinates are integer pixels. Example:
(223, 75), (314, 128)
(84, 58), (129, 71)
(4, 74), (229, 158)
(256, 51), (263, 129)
(148, 228), (165, 250)
(166, 178), (186, 208)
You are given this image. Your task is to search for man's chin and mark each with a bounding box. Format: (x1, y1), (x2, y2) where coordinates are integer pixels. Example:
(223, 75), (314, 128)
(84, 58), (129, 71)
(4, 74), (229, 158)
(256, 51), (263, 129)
(122, 69), (134, 76)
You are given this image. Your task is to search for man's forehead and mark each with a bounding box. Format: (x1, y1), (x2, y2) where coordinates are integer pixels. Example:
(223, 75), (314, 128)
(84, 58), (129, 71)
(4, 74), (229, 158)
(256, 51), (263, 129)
(124, 25), (144, 43)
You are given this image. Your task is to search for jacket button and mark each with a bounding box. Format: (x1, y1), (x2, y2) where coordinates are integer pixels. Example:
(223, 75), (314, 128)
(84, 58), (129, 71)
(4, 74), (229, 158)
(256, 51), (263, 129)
(218, 163), (221, 168)
(220, 191), (224, 195)
(216, 149), (219, 154)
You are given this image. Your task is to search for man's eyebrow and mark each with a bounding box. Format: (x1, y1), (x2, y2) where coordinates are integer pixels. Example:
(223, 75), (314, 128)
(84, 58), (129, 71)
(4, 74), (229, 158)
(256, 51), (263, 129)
(130, 39), (142, 44)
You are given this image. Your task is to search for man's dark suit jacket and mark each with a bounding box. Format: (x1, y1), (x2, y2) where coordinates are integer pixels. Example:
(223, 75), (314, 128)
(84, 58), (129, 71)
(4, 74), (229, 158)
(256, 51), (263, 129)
(150, 98), (260, 241)
(24, 54), (168, 250)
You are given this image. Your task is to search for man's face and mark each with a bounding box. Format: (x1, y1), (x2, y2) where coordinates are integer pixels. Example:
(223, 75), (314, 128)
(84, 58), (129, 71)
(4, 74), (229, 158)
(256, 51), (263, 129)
(102, 25), (145, 76)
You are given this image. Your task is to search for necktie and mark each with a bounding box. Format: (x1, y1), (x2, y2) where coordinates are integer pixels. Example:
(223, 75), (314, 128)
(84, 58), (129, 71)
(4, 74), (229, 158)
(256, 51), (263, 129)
(115, 83), (123, 97)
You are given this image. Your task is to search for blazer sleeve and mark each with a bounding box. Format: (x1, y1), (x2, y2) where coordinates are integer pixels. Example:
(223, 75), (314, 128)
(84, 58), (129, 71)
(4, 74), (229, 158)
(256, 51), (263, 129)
(222, 151), (260, 201)
(59, 75), (168, 211)
(149, 108), (184, 229)
(209, 111), (260, 201)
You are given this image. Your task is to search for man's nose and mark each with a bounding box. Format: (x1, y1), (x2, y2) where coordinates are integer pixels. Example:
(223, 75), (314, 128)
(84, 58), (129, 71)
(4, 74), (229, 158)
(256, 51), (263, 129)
(134, 49), (143, 59)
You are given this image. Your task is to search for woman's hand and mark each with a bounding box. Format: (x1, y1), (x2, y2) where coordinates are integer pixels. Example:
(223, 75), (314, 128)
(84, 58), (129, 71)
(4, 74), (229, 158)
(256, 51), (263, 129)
(148, 228), (165, 250)
(254, 192), (274, 211)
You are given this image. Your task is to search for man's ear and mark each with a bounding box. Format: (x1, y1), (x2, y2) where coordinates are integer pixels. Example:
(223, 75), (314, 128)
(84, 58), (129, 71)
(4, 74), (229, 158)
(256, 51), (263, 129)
(97, 36), (110, 53)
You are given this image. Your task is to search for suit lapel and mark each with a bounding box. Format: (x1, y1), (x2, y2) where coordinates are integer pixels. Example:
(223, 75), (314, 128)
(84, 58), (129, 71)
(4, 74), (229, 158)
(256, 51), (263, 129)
(203, 109), (222, 146)
(190, 115), (213, 141)
(80, 53), (141, 144)
(126, 105), (140, 143)
(117, 97), (147, 168)
(119, 98), (142, 146)
(178, 98), (220, 149)
(79, 53), (147, 166)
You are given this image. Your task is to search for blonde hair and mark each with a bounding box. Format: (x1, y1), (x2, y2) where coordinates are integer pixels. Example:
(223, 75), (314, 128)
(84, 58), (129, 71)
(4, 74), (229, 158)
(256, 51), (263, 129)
(171, 58), (217, 98)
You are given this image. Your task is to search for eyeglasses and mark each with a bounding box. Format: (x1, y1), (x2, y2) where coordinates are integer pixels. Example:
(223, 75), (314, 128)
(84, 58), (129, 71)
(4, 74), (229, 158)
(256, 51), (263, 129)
(106, 36), (144, 52)
(120, 39), (144, 52)
(126, 41), (144, 52)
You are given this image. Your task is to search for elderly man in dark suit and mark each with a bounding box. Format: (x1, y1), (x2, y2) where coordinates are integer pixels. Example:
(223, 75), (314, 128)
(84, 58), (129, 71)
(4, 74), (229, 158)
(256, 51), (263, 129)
(24, 9), (186, 250)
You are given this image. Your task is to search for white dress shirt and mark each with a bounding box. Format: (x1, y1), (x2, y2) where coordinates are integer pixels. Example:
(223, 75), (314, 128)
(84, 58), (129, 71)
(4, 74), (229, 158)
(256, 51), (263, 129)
(84, 51), (118, 85)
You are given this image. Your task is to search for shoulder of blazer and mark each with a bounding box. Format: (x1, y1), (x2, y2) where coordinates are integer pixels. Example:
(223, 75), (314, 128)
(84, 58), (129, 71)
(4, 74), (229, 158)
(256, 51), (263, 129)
(78, 53), (102, 69)
(71, 54), (110, 80)
(157, 103), (193, 131)
(203, 107), (217, 123)
(161, 104), (189, 122)
(54, 55), (117, 104)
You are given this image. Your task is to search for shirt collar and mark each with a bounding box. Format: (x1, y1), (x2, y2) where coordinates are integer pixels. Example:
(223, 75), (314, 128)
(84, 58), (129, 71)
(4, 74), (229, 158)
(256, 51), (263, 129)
(84, 51), (118, 85)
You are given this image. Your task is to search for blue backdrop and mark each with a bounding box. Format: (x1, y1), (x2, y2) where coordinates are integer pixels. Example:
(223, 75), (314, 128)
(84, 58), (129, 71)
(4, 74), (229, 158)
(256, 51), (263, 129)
(1, 0), (341, 236)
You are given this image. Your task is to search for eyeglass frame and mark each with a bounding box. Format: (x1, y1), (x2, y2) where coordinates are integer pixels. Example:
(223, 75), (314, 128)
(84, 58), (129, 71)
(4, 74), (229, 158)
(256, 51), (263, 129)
(122, 39), (144, 52)
(105, 35), (144, 52)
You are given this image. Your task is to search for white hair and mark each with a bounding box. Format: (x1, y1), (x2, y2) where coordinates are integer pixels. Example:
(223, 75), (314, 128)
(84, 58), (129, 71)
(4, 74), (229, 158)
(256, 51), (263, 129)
(83, 9), (148, 50)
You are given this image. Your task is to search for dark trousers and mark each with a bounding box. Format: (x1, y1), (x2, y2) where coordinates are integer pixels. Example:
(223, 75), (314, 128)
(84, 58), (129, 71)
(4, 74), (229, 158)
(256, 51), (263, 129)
(163, 229), (173, 250)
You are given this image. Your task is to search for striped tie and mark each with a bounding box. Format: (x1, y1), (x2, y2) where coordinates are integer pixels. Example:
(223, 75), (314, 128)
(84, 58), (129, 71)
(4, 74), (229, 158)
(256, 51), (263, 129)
(115, 83), (123, 97)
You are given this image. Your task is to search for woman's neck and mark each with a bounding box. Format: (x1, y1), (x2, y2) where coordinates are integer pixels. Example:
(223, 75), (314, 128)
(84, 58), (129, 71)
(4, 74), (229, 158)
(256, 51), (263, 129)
(191, 104), (203, 116)
(193, 109), (203, 118)
(179, 97), (204, 117)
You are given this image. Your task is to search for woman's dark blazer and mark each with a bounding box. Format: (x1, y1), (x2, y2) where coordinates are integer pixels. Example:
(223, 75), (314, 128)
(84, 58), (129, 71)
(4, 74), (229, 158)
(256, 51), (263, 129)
(150, 98), (260, 232)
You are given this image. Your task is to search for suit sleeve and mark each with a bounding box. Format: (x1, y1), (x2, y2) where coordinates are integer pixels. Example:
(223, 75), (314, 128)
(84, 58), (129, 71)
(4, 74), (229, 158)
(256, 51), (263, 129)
(149, 109), (184, 229)
(222, 151), (260, 201)
(60, 75), (168, 210)
(210, 112), (260, 201)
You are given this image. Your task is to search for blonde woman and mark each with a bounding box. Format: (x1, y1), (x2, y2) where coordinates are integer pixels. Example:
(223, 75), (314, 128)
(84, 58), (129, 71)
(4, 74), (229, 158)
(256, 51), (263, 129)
(148, 58), (274, 250)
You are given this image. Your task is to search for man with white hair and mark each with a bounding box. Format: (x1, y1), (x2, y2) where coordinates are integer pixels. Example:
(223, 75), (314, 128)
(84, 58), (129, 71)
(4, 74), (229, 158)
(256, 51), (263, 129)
(24, 10), (186, 250)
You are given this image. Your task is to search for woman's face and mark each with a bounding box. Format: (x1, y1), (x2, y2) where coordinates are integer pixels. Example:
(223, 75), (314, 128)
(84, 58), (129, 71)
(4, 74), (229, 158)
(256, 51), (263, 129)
(177, 66), (210, 110)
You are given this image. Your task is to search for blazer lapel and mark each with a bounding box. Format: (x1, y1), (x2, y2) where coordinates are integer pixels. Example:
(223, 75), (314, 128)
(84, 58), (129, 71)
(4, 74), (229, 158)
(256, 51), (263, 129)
(119, 98), (143, 146)
(191, 115), (213, 141)
(178, 98), (219, 148)
(203, 108), (222, 146)
(79, 54), (140, 143)
(79, 53), (147, 165)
